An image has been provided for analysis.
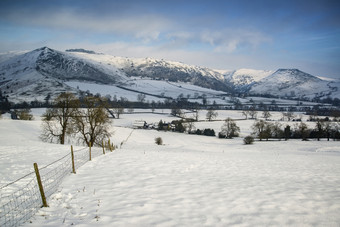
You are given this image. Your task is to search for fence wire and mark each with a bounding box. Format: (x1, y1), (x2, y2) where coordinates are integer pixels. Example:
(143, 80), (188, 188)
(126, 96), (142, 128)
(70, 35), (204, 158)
(0, 146), (108, 227)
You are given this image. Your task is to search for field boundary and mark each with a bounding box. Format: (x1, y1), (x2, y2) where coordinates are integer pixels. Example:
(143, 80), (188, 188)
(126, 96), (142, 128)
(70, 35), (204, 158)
(0, 142), (114, 227)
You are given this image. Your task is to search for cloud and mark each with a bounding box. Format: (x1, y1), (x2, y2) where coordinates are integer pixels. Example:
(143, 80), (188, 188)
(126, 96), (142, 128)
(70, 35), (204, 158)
(1, 0), (339, 79)
(2, 8), (172, 42)
(167, 29), (271, 53)
(2, 5), (272, 54)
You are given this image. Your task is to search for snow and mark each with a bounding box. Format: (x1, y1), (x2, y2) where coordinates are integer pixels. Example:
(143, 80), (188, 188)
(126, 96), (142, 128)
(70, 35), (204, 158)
(66, 79), (226, 102)
(2, 47), (340, 105)
(223, 69), (274, 89)
(232, 69), (274, 82)
(249, 69), (339, 99)
(1, 109), (340, 227)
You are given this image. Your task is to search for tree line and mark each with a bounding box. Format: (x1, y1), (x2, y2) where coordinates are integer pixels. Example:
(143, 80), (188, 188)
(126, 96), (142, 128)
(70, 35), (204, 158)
(150, 111), (340, 143)
(251, 119), (340, 141)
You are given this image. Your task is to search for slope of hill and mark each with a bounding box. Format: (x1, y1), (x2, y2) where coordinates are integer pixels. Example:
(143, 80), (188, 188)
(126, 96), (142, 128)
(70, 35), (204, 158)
(0, 47), (339, 104)
(0, 48), (78, 103)
(223, 69), (274, 91)
(0, 47), (233, 103)
(249, 69), (337, 99)
(68, 51), (232, 92)
(0, 47), (130, 103)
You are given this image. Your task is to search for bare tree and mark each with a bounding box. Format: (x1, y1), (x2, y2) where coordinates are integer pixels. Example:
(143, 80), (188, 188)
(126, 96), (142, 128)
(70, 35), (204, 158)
(114, 107), (124, 119)
(323, 121), (332, 141)
(186, 121), (196, 133)
(252, 120), (271, 141)
(171, 107), (182, 117)
(220, 118), (240, 138)
(137, 93), (146, 103)
(314, 119), (325, 141)
(206, 108), (218, 121)
(193, 108), (200, 121)
(262, 110), (272, 120)
(295, 122), (310, 141)
(249, 108), (258, 119)
(73, 96), (112, 147)
(331, 122), (340, 140)
(282, 111), (295, 121)
(241, 110), (249, 120)
(41, 93), (79, 144)
(271, 122), (284, 140)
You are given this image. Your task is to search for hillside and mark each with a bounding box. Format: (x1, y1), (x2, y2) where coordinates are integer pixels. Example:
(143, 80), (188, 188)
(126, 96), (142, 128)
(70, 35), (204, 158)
(0, 47), (232, 104)
(0, 47), (339, 105)
(68, 51), (232, 92)
(223, 69), (274, 92)
(249, 69), (339, 99)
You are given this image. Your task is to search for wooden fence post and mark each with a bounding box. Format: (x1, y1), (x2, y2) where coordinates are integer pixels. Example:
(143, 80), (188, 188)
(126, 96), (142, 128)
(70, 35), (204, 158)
(33, 163), (48, 207)
(102, 140), (105, 155)
(71, 145), (76, 174)
(108, 139), (114, 152)
(89, 142), (92, 161)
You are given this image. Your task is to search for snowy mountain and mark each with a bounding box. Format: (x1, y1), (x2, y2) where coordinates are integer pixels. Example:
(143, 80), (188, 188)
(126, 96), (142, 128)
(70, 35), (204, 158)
(0, 48), (75, 103)
(0, 47), (129, 103)
(0, 47), (233, 103)
(249, 69), (339, 99)
(68, 51), (232, 92)
(222, 69), (274, 92)
(0, 47), (339, 104)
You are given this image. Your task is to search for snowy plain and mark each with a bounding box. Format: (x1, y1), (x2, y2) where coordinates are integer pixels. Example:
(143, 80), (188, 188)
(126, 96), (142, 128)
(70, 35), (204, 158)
(0, 109), (340, 227)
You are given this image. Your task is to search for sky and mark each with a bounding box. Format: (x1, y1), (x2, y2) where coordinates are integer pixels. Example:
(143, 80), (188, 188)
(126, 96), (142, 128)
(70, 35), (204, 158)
(0, 0), (339, 79)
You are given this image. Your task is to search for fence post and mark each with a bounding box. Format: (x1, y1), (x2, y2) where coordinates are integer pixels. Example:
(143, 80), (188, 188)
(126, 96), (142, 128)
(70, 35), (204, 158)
(33, 163), (48, 207)
(89, 142), (92, 161)
(102, 140), (105, 155)
(71, 145), (76, 174)
(108, 139), (112, 152)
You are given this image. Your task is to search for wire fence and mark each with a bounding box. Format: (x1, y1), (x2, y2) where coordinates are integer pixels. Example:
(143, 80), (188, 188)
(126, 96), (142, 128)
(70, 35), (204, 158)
(0, 144), (113, 227)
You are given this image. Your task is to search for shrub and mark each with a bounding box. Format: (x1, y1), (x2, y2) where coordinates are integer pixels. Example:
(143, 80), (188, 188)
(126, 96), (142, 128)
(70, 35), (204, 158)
(16, 109), (34, 120)
(203, 128), (215, 137)
(244, 136), (254, 145)
(171, 120), (186, 133)
(155, 137), (163, 145)
(218, 132), (226, 138)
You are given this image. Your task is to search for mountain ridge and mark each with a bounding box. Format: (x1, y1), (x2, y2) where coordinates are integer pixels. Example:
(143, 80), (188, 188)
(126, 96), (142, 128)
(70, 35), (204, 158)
(0, 47), (339, 104)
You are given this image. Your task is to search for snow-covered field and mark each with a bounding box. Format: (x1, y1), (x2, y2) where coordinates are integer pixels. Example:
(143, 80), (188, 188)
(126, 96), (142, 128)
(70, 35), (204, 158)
(1, 109), (340, 226)
(66, 79), (226, 103)
(65, 80), (327, 108)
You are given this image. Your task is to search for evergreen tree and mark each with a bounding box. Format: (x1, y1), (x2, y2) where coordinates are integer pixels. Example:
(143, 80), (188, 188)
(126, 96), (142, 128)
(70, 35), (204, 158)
(284, 125), (291, 141)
